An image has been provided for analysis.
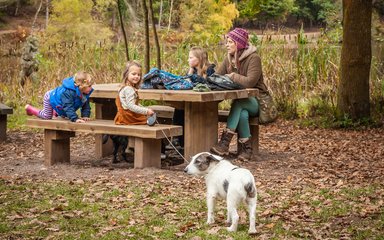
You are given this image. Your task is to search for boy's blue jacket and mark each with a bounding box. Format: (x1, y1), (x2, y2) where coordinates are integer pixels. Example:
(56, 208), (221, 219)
(49, 76), (93, 122)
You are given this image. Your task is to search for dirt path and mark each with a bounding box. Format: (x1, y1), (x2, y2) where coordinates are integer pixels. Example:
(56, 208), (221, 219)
(1, 120), (383, 185)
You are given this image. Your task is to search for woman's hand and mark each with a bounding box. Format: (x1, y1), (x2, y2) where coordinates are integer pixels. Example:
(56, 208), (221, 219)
(75, 119), (86, 123)
(147, 108), (155, 116)
(226, 72), (235, 80)
(81, 117), (91, 121)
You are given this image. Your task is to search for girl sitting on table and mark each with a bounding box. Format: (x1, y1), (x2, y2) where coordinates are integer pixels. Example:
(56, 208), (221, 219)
(170, 46), (215, 149)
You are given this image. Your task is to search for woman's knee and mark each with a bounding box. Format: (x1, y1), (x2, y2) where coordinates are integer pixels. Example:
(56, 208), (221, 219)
(239, 110), (249, 121)
(231, 100), (241, 110)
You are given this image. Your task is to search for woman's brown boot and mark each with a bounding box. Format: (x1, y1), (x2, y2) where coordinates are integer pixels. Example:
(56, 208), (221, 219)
(237, 139), (252, 161)
(210, 129), (235, 156)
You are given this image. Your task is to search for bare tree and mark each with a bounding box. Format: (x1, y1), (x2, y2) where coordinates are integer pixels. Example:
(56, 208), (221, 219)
(148, 0), (161, 69)
(117, 0), (130, 61)
(14, 0), (19, 16)
(337, 0), (372, 120)
(167, 0), (173, 33)
(141, 0), (150, 73)
(158, 0), (163, 27)
(45, 0), (49, 28)
(32, 0), (43, 29)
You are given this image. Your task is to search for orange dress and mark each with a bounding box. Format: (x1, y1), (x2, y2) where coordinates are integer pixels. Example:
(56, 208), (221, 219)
(114, 93), (147, 125)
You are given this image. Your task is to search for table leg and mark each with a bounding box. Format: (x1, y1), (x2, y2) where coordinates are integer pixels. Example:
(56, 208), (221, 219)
(184, 102), (219, 159)
(134, 138), (161, 169)
(0, 115), (6, 142)
(94, 101), (116, 158)
(44, 130), (75, 166)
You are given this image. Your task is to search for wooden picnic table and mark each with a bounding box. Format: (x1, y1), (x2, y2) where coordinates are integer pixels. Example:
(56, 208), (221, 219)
(91, 83), (259, 159)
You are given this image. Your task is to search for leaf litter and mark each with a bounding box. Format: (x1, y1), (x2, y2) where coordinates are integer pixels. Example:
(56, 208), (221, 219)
(0, 120), (383, 238)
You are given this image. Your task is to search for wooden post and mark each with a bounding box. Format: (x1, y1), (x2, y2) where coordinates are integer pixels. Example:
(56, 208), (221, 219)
(44, 130), (75, 166)
(0, 104), (13, 142)
(0, 115), (7, 142)
(134, 138), (161, 168)
(250, 123), (259, 157)
(94, 100), (117, 158)
(184, 102), (218, 159)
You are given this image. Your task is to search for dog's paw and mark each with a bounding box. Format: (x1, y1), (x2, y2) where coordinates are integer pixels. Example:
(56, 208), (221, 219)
(206, 218), (215, 225)
(225, 220), (232, 227)
(248, 228), (257, 235)
(226, 226), (237, 232)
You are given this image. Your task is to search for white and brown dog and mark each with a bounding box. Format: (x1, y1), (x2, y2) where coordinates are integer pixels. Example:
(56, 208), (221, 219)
(184, 152), (257, 234)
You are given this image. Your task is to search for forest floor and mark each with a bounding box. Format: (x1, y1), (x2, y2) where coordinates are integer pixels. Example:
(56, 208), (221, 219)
(0, 120), (383, 239)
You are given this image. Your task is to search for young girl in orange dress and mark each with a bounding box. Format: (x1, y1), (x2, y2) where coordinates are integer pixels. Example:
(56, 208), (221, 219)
(114, 61), (155, 125)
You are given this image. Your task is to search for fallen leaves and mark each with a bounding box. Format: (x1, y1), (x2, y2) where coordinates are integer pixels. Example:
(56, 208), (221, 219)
(0, 123), (383, 238)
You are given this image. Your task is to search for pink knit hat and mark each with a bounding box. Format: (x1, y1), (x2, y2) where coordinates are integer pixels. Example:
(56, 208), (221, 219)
(227, 28), (249, 50)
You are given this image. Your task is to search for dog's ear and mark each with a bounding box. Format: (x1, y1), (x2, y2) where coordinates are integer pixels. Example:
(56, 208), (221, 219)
(206, 154), (221, 163)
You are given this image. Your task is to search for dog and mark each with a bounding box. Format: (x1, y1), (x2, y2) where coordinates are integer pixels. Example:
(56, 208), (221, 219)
(102, 134), (129, 163)
(184, 152), (257, 234)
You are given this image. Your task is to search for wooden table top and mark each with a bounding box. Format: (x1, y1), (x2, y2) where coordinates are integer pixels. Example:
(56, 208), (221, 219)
(91, 83), (259, 102)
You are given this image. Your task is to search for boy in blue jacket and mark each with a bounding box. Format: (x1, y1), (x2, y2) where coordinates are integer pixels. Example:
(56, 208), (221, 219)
(26, 71), (94, 123)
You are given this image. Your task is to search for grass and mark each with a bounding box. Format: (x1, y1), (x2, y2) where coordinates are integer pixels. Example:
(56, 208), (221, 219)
(1, 178), (383, 239)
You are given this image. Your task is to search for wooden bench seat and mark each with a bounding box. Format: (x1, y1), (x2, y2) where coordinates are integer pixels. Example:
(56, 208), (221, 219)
(149, 105), (259, 156)
(26, 118), (182, 168)
(0, 103), (13, 142)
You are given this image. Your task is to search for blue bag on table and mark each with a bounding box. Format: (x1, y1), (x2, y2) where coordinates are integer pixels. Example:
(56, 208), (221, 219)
(141, 68), (193, 90)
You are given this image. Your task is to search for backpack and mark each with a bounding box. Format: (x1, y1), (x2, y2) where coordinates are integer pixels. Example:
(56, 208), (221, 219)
(141, 68), (193, 90)
(206, 74), (244, 91)
(257, 92), (278, 124)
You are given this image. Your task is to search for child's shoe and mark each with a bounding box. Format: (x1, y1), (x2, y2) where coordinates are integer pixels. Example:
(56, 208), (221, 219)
(25, 104), (41, 117)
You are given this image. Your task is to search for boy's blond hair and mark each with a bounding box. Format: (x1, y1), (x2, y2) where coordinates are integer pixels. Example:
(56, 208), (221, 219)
(189, 46), (210, 78)
(121, 60), (142, 89)
(74, 71), (94, 90)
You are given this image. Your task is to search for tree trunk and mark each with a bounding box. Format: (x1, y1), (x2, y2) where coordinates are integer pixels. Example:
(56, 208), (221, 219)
(32, 0), (43, 29)
(167, 0), (174, 33)
(142, 0), (150, 73)
(14, 0), (20, 16)
(148, 0), (161, 69)
(111, 7), (116, 30)
(158, 0), (163, 27)
(45, 0), (49, 29)
(337, 0), (372, 120)
(118, 0), (130, 61)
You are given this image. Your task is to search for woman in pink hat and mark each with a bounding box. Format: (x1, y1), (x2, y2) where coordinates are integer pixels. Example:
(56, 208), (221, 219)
(210, 28), (270, 161)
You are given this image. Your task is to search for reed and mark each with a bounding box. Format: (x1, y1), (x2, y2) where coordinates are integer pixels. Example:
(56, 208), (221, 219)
(1, 32), (383, 128)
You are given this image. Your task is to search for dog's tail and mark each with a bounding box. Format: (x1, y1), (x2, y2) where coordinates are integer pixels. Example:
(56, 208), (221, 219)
(244, 182), (256, 198)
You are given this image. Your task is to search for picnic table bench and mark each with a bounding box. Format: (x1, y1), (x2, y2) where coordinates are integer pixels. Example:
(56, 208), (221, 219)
(0, 103), (13, 142)
(150, 105), (259, 156)
(26, 118), (182, 168)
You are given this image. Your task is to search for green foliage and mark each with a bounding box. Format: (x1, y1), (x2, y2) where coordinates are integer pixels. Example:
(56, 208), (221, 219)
(180, 0), (238, 45)
(373, 0), (384, 17)
(238, 0), (262, 19)
(249, 32), (260, 46)
(45, 0), (113, 44)
(259, 0), (296, 23)
(296, 95), (333, 119)
(293, 0), (341, 27)
(297, 24), (307, 44)
(312, 0), (338, 22)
